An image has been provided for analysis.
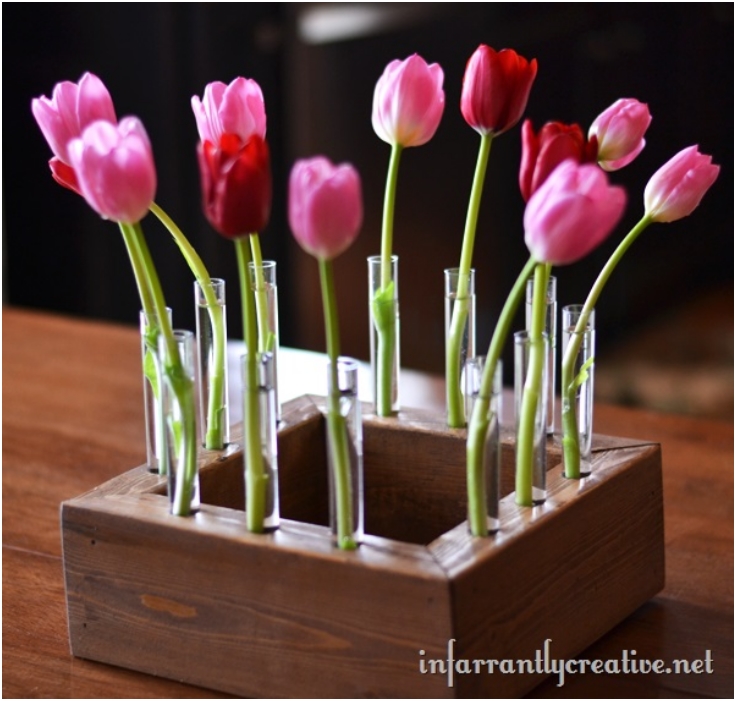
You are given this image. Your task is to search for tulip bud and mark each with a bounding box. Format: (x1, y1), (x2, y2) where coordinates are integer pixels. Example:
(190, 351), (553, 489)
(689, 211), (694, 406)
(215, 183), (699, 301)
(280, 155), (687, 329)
(524, 160), (626, 265)
(643, 146), (720, 223)
(288, 157), (363, 261)
(589, 98), (652, 171)
(67, 117), (157, 224)
(372, 54), (445, 148)
(191, 77), (267, 146)
(197, 133), (272, 238)
(461, 45), (537, 136)
(519, 119), (598, 202)
(31, 72), (117, 165)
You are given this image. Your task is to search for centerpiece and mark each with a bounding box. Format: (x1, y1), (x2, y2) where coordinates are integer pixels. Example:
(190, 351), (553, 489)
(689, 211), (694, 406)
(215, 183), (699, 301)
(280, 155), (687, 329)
(36, 39), (718, 697)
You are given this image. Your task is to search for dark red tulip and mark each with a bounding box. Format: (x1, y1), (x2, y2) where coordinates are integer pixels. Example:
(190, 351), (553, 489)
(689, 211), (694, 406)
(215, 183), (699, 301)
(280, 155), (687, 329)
(197, 133), (272, 238)
(519, 120), (598, 202)
(460, 45), (537, 136)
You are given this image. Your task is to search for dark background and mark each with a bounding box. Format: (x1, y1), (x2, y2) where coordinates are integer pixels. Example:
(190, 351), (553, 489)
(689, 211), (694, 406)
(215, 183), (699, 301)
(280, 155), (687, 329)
(4, 3), (733, 382)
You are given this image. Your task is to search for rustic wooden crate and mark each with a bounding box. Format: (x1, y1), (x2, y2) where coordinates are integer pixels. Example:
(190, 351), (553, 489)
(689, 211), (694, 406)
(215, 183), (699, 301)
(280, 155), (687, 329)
(61, 395), (664, 698)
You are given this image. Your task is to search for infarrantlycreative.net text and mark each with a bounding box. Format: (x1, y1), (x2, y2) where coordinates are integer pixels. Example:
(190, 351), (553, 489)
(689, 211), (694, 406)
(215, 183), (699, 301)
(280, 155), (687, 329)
(419, 639), (714, 688)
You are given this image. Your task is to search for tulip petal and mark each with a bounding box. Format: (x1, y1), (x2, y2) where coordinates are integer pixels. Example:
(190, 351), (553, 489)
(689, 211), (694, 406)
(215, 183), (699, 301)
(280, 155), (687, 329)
(524, 160), (626, 265)
(32, 73), (116, 165)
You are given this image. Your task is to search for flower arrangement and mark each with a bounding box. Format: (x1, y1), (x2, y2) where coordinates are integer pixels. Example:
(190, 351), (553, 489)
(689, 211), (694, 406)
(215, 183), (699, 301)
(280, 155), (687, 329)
(33, 42), (718, 550)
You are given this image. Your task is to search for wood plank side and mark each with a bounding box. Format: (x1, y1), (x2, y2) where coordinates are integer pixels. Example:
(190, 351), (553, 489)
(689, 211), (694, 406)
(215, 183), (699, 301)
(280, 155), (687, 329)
(61, 496), (454, 699)
(429, 444), (664, 698)
(59, 397), (666, 698)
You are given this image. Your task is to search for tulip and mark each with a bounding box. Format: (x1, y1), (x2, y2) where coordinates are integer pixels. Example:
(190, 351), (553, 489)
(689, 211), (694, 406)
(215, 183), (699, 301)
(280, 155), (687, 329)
(559, 146), (718, 480)
(288, 155), (363, 549)
(191, 77), (267, 146)
(644, 145), (720, 223)
(446, 46), (537, 427)
(67, 117), (156, 224)
(371, 54), (445, 148)
(589, 98), (652, 171)
(460, 45), (537, 136)
(197, 132), (272, 532)
(372, 54), (443, 416)
(31, 72), (117, 165)
(196, 133), (271, 238)
(289, 157), (363, 261)
(519, 120), (598, 202)
(524, 160), (626, 265)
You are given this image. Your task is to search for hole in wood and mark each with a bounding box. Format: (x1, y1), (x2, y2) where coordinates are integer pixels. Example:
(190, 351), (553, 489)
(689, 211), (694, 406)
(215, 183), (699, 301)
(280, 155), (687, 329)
(193, 408), (554, 546)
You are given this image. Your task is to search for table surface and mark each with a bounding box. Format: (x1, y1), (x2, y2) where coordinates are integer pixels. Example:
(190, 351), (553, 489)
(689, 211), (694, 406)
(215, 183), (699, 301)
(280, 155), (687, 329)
(3, 307), (733, 699)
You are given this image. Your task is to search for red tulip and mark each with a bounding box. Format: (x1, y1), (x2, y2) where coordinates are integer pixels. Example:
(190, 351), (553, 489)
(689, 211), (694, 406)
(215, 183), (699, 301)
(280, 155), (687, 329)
(644, 145), (720, 223)
(460, 45), (537, 136)
(191, 77), (267, 145)
(288, 157), (363, 261)
(519, 120), (598, 202)
(31, 72), (117, 165)
(524, 160), (626, 265)
(197, 133), (272, 238)
(67, 117), (156, 224)
(371, 54), (445, 148)
(589, 98), (652, 171)
(49, 158), (81, 195)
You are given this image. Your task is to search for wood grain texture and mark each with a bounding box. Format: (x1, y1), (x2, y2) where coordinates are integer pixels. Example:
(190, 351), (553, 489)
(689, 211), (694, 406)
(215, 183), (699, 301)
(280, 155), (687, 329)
(60, 396), (664, 698)
(3, 308), (733, 698)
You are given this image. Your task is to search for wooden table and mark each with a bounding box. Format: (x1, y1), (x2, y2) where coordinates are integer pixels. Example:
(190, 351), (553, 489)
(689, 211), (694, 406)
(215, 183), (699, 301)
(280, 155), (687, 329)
(3, 307), (733, 698)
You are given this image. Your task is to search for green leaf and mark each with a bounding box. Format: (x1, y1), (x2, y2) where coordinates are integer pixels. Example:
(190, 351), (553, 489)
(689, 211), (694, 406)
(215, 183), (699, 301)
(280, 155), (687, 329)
(371, 281), (396, 333)
(143, 348), (161, 399)
(265, 330), (277, 353)
(573, 356), (595, 391)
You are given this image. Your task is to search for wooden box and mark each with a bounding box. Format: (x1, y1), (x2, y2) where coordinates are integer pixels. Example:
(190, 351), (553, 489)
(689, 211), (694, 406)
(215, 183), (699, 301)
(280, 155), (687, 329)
(61, 395), (664, 698)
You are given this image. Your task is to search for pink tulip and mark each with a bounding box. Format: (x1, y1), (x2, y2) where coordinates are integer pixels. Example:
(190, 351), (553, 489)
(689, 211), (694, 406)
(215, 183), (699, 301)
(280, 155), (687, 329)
(524, 160), (626, 265)
(589, 98), (651, 171)
(67, 117), (157, 224)
(289, 157), (363, 260)
(371, 54), (445, 148)
(31, 72), (117, 165)
(461, 45), (537, 136)
(644, 145), (720, 223)
(191, 78), (266, 146)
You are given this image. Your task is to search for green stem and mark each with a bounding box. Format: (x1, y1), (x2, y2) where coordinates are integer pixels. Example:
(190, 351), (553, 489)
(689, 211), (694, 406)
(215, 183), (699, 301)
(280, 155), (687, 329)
(150, 202), (226, 450)
(380, 144), (402, 289)
(447, 133), (493, 427)
(119, 224), (155, 317)
(249, 233), (274, 354)
(127, 222), (197, 516)
(319, 258), (356, 550)
(467, 256), (535, 536)
(236, 236), (267, 532)
(561, 214), (653, 478)
(120, 223), (168, 475)
(372, 143), (403, 416)
(515, 263), (550, 506)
